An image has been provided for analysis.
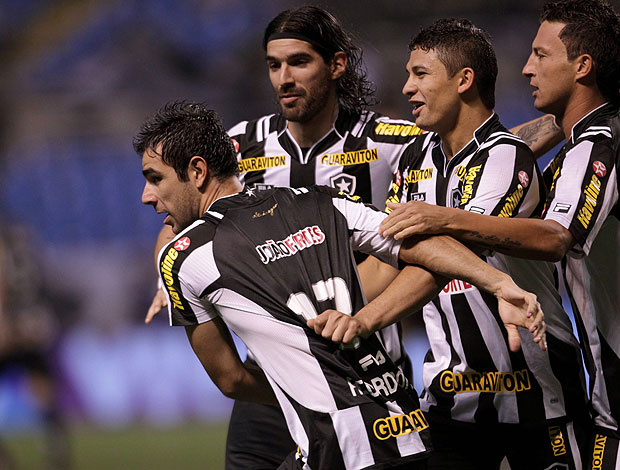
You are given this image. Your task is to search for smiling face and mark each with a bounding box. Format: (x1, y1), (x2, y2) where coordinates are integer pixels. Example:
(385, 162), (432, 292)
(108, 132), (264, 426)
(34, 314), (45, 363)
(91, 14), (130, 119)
(141, 144), (201, 234)
(402, 48), (462, 135)
(522, 21), (576, 116)
(266, 38), (334, 123)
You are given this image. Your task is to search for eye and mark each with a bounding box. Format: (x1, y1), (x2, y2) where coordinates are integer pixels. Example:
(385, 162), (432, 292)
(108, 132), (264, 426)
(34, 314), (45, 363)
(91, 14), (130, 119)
(267, 61), (280, 71)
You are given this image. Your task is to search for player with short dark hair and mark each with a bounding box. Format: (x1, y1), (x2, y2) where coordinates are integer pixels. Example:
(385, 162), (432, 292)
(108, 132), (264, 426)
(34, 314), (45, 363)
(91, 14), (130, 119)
(381, 2), (620, 468)
(138, 100), (545, 470)
(318, 18), (589, 469)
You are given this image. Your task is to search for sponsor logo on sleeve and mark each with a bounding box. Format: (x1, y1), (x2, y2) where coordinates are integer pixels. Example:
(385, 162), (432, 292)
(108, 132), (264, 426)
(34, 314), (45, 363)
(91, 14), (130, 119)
(469, 206), (485, 214)
(439, 279), (475, 296)
(330, 173), (357, 194)
(231, 138), (240, 153)
(174, 237), (191, 251)
(593, 161), (607, 178)
(321, 148), (378, 166)
(577, 173), (602, 229)
(359, 351), (386, 371)
(238, 155), (287, 173)
(160, 246), (184, 311)
(553, 203), (572, 213)
(439, 369), (531, 394)
(373, 410), (429, 440)
(518, 171), (530, 188)
(256, 226), (325, 264)
(253, 183), (274, 191)
(498, 185), (525, 218)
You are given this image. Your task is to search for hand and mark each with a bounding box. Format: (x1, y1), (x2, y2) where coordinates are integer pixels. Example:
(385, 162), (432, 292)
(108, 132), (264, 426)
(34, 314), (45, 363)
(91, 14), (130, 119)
(307, 309), (370, 345)
(380, 201), (450, 239)
(495, 280), (547, 352)
(145, 288), (168, 324)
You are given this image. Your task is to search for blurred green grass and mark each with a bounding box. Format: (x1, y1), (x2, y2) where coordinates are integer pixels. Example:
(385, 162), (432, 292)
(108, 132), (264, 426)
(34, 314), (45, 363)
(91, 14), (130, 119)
(2, 421), (229, 469)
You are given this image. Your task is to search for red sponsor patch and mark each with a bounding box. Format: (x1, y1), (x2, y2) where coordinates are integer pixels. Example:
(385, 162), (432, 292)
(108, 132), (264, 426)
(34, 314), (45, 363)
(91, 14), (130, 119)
(394, 170), (402, 187)
(174, 237), (191, 251)
(518, 171), (529, 188)
(231, 138), (240, 153)
(593, 161), (607, 177)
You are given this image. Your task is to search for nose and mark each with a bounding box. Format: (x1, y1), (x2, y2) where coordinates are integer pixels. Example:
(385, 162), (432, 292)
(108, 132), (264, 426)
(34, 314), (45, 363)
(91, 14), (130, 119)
(402, 75), (417, 97)
(142, 183), (156, 206)
(522, 54), (535, 78)
(279, 64), (294, 87)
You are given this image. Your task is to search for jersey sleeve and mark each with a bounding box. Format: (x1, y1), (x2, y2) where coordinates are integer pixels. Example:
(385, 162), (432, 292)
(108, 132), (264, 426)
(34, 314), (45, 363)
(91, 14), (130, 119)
(458, 141), (542, 218)
(329, 192), (402, 267)
(542, 138), (619, 256)
(158, 232), (220, 326)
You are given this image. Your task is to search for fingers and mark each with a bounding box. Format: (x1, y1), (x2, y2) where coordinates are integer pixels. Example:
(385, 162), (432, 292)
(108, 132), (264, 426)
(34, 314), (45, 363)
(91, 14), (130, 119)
(145, 289), (168, 324)
(307, 310), (361, 345)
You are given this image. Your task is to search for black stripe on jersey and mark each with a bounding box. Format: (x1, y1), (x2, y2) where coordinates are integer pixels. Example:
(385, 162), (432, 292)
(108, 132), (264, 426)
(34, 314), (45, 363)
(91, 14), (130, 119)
(290, 155), (316, 187)
(431, 147), (450, 207)
(508, 342), (546, 424)
(546, 332), (589, 419)
(601, 333), (620, 429)
(425, 297), (463, 419)
(450, 292), (500, 424)
(282, 390), (348, 470)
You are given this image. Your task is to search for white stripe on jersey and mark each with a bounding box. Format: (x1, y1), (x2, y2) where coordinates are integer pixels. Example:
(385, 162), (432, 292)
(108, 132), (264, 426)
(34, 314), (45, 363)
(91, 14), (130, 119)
(331, 197), (401, 267)
(331, 406), (376, 469)
(351, 110), (373, 138)
(460, 144), (517, 212)
(478, 132), (525, 152)
(212, 287), (340, 412)
(227, 120), (248, 137)
(175, 241), (221, 324)
(387, 400), (430, 457)
(270, 383), (311, 468)
(580, 129), (613, 140)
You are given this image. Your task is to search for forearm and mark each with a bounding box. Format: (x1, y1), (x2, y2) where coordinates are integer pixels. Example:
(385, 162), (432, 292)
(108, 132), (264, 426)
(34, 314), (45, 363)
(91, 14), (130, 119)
(399, 235), (513, 295)
(186, 321), (277, 405)
(444, 210), (573, 261)
(354, 265), (445, 334)
(357, 256), (400, 302)
(510, 115), (563, 159)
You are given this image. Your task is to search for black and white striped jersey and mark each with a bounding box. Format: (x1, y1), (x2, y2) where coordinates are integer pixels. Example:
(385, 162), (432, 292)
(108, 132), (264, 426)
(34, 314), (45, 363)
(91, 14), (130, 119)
(541, 103), (620, 434)
(228, 108), (423, 375)
(228, 108), (423, 210)
(159, 186), (432, 469)
(386, 113), (587, 425)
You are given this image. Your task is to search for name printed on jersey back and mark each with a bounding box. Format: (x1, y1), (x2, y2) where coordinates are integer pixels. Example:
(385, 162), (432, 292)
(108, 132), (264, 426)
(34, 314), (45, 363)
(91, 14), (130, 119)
(256, 226), (325, 264)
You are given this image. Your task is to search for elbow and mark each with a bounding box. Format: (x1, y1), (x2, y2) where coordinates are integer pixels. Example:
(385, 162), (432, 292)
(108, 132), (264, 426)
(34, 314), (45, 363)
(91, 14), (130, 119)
(539, 224), (573, 262)
(216, 376), (245, 399)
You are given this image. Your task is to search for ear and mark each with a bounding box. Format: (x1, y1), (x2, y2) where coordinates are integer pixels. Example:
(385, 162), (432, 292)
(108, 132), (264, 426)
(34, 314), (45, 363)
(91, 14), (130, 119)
(457, 67), (476, 95)
(330, 51), (347, 80)
(188, 156), (208, 189)
(574, 53), (594, 81)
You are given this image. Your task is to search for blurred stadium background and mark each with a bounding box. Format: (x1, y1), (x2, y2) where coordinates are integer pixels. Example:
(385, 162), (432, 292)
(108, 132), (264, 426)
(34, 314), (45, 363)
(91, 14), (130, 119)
(0, 0), (612, 468)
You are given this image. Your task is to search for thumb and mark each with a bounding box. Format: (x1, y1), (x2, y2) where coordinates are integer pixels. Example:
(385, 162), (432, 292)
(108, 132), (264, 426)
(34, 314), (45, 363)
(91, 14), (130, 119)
(505, 324), (522, 352)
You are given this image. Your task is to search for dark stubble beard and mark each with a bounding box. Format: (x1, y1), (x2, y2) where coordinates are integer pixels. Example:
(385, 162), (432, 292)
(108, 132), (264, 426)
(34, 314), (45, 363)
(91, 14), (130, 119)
(279, 79), (332, 123)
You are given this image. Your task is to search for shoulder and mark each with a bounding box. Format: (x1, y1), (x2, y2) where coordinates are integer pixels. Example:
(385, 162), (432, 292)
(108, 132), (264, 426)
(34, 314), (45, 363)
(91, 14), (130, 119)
(227, 114), (284, 144)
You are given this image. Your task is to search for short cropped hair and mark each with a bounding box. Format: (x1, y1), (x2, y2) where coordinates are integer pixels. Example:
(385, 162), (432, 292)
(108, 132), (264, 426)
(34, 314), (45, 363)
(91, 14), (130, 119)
(541, 0), (620, 104)
(263, 6), (376, 113)
(133, 101), (238, 181)
(409, 18), (498, 109)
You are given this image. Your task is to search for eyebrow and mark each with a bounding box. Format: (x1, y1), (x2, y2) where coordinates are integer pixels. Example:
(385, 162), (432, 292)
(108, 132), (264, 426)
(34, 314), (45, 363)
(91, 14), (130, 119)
(266, 52), (313, 62)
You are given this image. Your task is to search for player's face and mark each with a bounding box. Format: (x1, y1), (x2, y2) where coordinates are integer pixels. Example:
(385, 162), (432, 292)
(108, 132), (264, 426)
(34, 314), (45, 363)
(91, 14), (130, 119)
(522, 21), (576, 116)
(402, 48), (461, 134)
(266, 39), (333, 123)
(141, 145), (201, 234)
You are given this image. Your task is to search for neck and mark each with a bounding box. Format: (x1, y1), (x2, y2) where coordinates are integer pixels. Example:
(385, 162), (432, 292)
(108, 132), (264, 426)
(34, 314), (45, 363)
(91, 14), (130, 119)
(440, 104), (493, 160)
(287, 95), (340, 148)
(199, 176), (244, 215)
(554, 88), (607, 140)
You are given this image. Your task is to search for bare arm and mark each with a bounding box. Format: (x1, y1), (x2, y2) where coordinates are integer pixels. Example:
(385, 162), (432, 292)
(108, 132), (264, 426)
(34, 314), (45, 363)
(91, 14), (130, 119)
(357, 255), (400, 302)
(186, 317), (277, 405)
(145, 225), (177, 324)
(380, 201), (575, 261)
(309, 235), (546, 352)
(509, 115), (563, 159)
